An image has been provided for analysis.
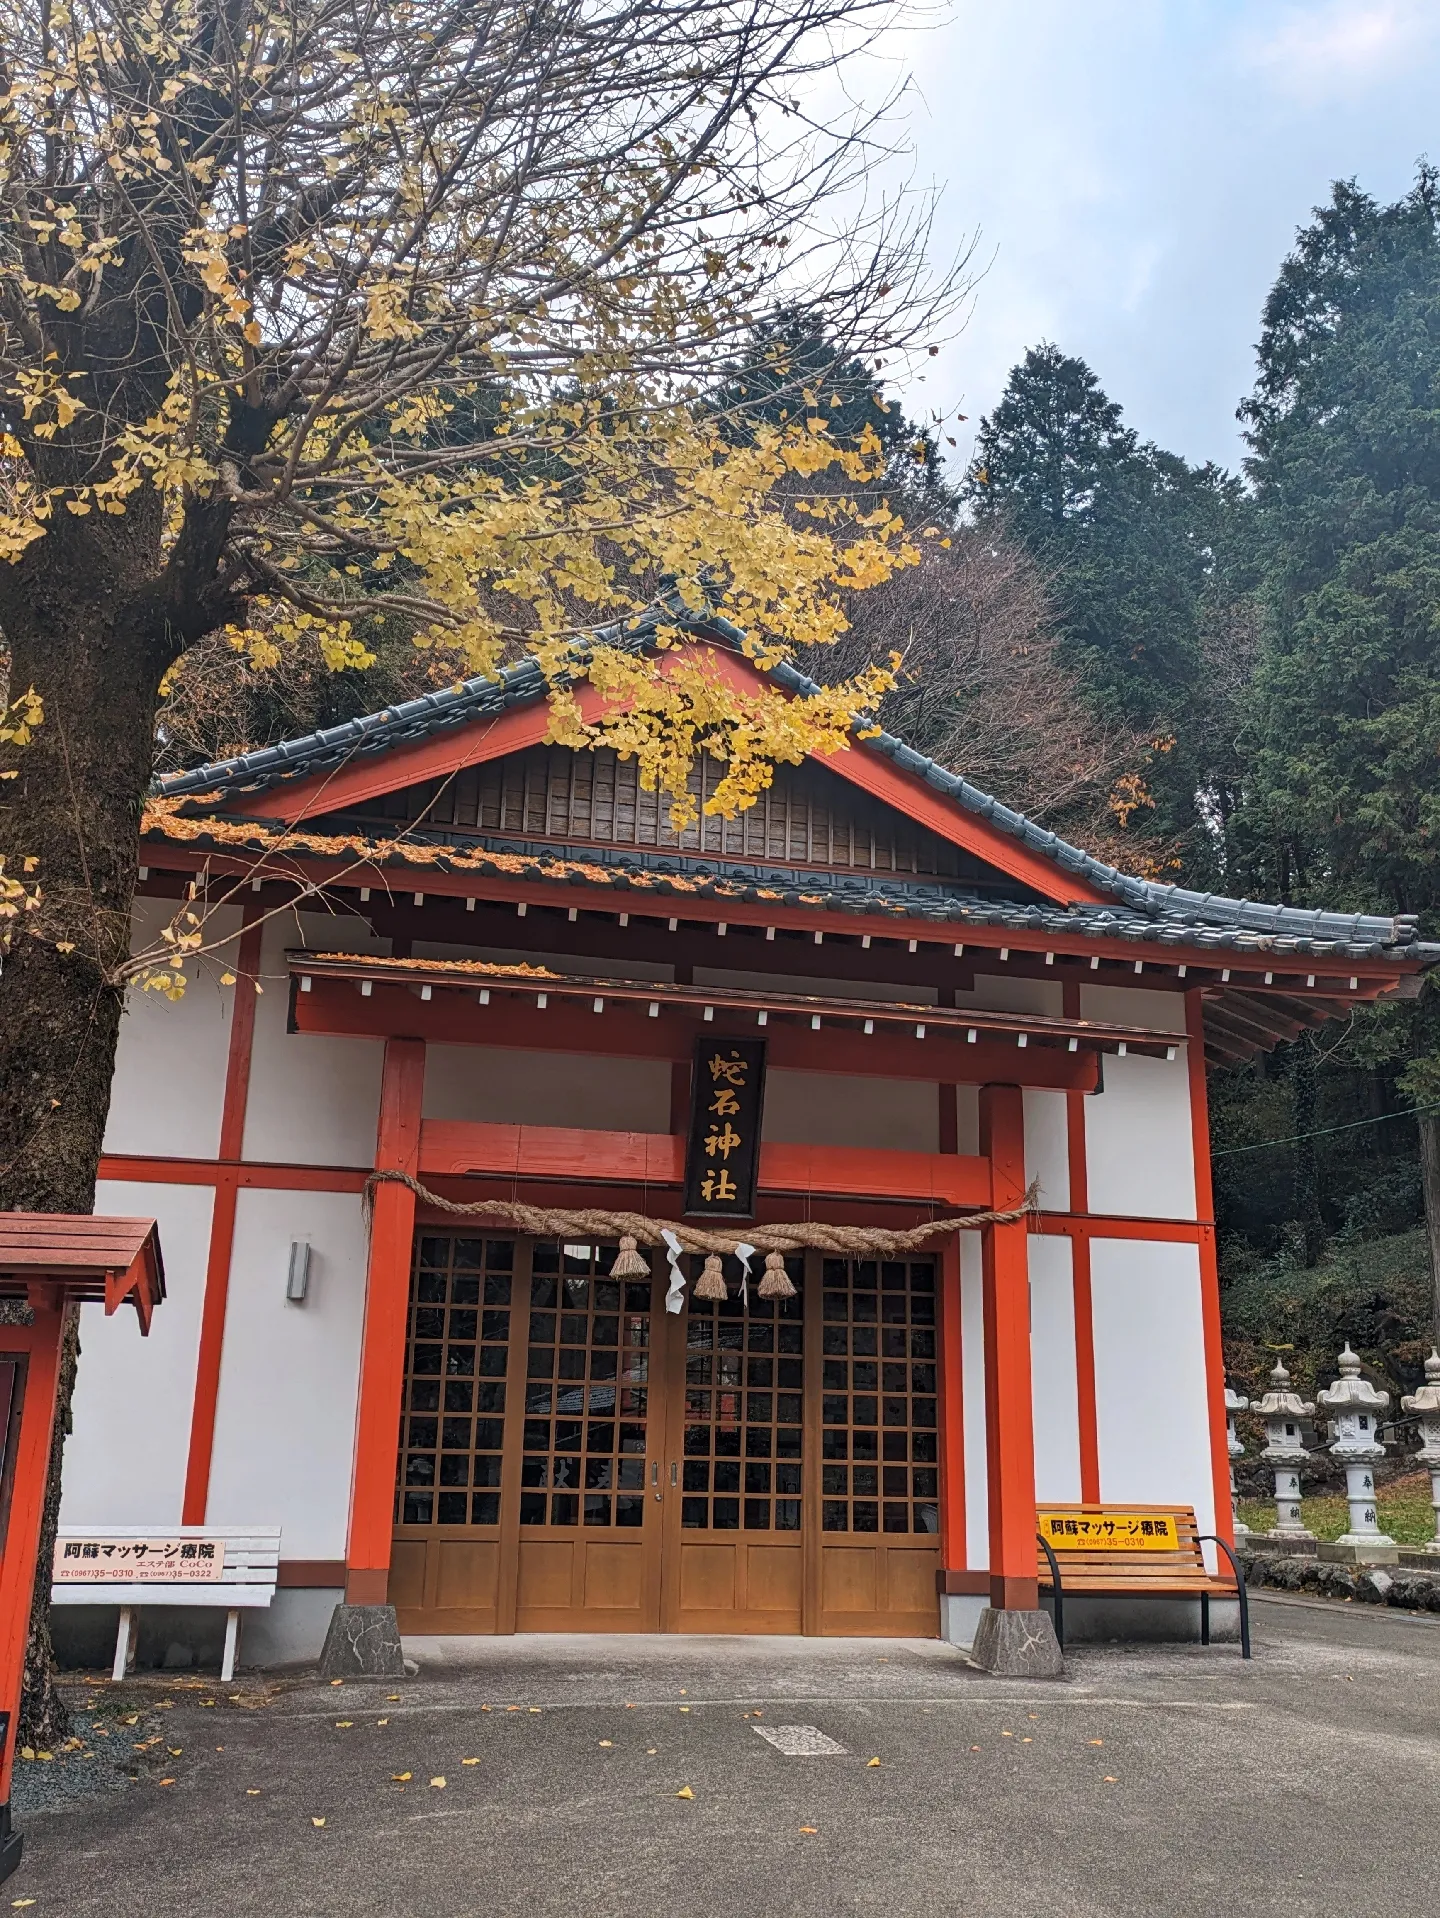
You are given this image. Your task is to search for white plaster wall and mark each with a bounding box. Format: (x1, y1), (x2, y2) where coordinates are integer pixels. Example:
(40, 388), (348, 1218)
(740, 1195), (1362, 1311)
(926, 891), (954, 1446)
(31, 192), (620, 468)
(243, 909), (386, 1165)
(1083, 1051), (1196, 1219)
(962, 973), (1063, 1018)
(954, 1084), (979, 1155)
(1090, 1237), (1215, 1542)
(959, 1230), (988, 1570)
(1080, 983), (1188, 1035)
(205, 1188), (368, 1561)
(60, 1180), (215, 1528)
(103, 901), (242, 1159)
(423, 1046), (670, 1131)
(1028, 1235), (1081, 1503)
(760, 1070), (938, 1151)
(1023, 1089), (1070, 1213)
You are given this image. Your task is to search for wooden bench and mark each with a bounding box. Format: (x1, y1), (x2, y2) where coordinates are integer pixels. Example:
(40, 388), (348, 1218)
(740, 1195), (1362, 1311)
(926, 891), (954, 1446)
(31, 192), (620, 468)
(1035, 1504), (1250, 1658)
(52, 1527), (281, 1682)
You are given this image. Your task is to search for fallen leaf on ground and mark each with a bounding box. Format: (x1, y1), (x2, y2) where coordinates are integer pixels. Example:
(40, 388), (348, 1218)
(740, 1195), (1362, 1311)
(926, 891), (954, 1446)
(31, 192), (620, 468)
(387, 1695), (401, 1702)
(462, 1758), (480, 1766)
(312, 1816), (326, 1827)
(625, 1702), (635, 1709)
(17, 1750), (32, 1763)
(867, 1758), (881, 1767)
(675, 1786), (694, 1800)
(1001, 1731), (1012, 1739)
(528, 1708), (541, 1715)
(168, 1747), (182, 1756)
(679, 1707), (690, 1714)
(969, 1745), (981, 1752)
(330, 1679), (343, 1687)
(12, 1898), (36, 1907)
(598, 1741), (613, 1748)
(391, 1773), (412, 1782)
(1103, 1776), (1117, 1784)
(1021, 1738), (1033, 1744)
(647, 1748), (657, 1755)
(158, 1779), (175, 1788)
(430, 1776), (446, 1789)
(121, 1716), (138, 1727)
(334, 1722), (352, 1730)
(506, 1706), (520, 1713)
(246, 1790), (261, 1796)
(799, 1826), (818, 1834)
(1088, 1739), (1103, 1747)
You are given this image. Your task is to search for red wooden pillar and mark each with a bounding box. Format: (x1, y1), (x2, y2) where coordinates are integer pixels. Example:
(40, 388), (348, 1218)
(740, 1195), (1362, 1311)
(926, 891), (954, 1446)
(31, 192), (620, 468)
(0, 1297), (65, 1815)
(979, 1084), (1040, 1611)
(936, 1231), (966, 1570)
(344, 1038), (425, 1605)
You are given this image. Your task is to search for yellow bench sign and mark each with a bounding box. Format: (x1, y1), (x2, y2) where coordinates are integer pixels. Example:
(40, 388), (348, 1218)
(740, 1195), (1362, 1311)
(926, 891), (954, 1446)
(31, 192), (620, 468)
(1038, 1510), (1179, 1551)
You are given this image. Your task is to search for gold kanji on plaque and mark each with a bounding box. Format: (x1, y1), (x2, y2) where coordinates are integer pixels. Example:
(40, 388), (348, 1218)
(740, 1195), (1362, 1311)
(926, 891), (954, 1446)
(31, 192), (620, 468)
(703, 1122), (742, 1160)
(701, 1169), (738, 1203)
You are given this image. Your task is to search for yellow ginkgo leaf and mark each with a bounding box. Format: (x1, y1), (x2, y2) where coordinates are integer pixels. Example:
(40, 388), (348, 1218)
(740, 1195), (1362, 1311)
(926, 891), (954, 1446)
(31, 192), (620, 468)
(598, 1741), (613, 1748)
(391, 1772), (412, 1782)
(429, 1776), (446, 1789)
(13, 1897), (37, 1907)
(675, 1785), (694, 1800)
(312, 1816), (326, 1827)
(246, 1789), (261, 1796)
(334, 1721), (352, 1729)
(799, 1826), (818, 1835)
(867, 1757), (881, 1767)
(462, 1757), (480, 1765)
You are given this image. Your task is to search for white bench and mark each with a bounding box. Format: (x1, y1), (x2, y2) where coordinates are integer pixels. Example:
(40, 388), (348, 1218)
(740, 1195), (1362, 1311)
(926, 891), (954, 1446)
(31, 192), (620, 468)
(52, 1527), (281, 1682)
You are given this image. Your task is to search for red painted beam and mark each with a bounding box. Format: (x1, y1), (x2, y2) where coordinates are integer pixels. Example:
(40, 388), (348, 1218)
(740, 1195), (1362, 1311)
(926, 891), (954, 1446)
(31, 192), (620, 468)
(290, 978), (1103, 1091)
(418, 1119), (992, 1207)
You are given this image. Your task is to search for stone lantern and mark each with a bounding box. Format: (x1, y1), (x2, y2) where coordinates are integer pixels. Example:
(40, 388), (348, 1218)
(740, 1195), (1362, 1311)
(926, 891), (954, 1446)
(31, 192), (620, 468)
(1316, 1343), (1394, 1557)
(1401, 1348), (1440, 1556)
(1251, 1359), (1314, 1539)
(1225, 1384), (1250, 1539)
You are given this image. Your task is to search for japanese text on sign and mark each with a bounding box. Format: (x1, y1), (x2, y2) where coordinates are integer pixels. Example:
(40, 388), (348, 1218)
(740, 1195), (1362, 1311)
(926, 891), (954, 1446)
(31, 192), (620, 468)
(1037, 1511), (1179, 1552)
(53, 1538), (227, 1583)
(683, 1037), (766, 1218)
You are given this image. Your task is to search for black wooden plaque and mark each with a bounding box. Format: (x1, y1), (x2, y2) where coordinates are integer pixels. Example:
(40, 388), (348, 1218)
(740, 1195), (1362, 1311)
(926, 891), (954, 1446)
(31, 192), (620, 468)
(683, 1036), (767, 1219)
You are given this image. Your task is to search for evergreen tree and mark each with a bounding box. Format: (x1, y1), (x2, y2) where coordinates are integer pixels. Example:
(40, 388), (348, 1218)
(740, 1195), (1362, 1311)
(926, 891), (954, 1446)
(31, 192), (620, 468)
(962, 344), (1247, 862)
(1231, 167), (1440, 1316)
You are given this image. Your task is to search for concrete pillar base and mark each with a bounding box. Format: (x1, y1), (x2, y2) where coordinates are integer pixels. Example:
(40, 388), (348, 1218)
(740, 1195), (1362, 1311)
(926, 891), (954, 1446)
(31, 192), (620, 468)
(318, 1603), (405, 1678)
(969, 1605), (1063, 1677)
(1317, 1539), (1399, 1566)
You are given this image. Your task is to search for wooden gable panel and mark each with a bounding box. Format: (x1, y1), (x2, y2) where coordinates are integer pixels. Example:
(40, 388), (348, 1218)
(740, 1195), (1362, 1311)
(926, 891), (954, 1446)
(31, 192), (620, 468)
(318, 744), (1041, 893)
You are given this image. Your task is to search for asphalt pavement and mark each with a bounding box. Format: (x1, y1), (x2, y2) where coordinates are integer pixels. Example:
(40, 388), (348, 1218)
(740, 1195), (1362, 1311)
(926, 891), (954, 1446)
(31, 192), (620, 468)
(12, 1594), (1440, 1917)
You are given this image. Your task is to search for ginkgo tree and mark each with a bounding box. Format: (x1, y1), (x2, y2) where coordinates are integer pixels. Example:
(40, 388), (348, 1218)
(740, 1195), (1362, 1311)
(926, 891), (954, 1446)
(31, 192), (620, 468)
(0, 0), (958, 1226)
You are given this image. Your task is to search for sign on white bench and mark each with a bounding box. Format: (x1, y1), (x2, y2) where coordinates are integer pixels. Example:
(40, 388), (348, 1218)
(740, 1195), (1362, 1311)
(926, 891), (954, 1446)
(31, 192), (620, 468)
(53, 1528), (281, 1683)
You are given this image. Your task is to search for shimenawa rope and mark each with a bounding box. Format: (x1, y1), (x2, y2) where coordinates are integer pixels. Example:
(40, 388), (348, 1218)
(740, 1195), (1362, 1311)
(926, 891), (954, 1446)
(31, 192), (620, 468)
(362, 1169), (1040, 1258)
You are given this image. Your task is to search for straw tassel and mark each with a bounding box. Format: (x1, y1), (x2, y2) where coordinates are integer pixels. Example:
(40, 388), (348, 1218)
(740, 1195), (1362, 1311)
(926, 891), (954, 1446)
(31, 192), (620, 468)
(756, 1251), (796, 1299)
(609, 1235), (650, 1279)
(692, 1253), (728, 1301)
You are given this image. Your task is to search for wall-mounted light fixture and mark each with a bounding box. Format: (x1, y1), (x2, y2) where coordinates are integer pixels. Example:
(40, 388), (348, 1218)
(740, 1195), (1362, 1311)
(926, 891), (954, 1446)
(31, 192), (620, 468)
(286, 1241), (312, 1304)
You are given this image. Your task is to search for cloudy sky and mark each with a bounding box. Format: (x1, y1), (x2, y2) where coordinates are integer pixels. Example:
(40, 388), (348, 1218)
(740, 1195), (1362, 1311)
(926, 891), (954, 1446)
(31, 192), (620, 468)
(858, 1), (1440, 472)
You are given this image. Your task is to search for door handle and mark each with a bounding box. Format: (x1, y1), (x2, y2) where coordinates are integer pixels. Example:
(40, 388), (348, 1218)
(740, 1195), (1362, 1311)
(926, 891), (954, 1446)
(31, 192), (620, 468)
(652, 1460), (661, 1500)
(670, 1462), (678, 1487)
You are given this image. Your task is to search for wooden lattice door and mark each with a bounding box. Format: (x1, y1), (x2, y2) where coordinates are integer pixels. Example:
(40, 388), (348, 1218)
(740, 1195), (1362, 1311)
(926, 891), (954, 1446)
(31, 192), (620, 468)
(811, 1254), (943, 1634)
(390, 1233), (943, 1637)
(657, 1253), (806, 1631)
(511, 1241), (662, 1629)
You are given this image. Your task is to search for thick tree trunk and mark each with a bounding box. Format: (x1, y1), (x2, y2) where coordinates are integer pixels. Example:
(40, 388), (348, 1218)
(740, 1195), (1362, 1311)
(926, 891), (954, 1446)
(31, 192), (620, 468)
(1420, 1112), (1440, 1349)
(0, 521), (170, 1733)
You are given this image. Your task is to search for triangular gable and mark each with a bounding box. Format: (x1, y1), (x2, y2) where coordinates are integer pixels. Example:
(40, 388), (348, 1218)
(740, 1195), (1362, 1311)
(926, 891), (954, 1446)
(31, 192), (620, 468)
(218, 640), (1110, 908)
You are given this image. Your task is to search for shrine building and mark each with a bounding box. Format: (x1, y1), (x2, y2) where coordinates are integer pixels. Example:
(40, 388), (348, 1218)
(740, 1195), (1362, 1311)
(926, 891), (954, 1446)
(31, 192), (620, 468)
(54, 610), (1437, 1663)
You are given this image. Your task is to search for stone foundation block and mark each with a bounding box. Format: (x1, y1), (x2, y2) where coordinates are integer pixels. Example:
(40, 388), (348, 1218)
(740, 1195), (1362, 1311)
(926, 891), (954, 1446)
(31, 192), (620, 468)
(318, 1603), (405, 1678)
(970, 1606), (1063, 1677)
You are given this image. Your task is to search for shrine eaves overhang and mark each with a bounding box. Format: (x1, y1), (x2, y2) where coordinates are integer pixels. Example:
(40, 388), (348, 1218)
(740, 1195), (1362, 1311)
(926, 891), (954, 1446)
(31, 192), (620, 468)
(141, 603), (1440, 1062)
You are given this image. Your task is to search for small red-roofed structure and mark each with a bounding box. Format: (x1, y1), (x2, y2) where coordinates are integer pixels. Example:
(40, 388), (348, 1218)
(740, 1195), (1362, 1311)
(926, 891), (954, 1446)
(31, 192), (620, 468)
(0, 1214), (164, 1879)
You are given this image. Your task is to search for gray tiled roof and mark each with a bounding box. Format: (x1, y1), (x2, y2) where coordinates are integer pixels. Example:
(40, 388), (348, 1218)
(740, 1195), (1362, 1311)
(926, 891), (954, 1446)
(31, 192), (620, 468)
(154, 601), (1437, 961)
